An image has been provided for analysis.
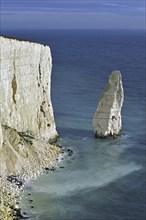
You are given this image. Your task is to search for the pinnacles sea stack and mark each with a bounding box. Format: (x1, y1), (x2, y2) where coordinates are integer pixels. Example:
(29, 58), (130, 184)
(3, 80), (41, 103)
(93, 70), (124, 138)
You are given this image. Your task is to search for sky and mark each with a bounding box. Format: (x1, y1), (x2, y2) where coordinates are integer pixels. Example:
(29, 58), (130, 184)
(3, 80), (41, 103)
(1, 0), (145, 30)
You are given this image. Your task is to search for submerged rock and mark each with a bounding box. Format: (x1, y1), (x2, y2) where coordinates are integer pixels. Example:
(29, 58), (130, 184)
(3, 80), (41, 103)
(93, 70), (124, 138)
(14, 208), (30, 219)
(67, 149), (73, 156)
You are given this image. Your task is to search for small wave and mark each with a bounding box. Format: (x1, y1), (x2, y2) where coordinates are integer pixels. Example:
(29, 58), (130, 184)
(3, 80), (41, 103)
(83, 137), (88, 141)
(121, 134), (130, 139)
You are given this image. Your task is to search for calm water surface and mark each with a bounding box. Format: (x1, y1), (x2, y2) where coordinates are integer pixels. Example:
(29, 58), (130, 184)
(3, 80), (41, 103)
(2, 29), (146, 220)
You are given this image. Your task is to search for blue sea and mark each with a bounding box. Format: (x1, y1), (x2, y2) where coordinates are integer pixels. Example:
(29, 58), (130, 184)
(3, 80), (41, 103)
(2, 29), (146, 220)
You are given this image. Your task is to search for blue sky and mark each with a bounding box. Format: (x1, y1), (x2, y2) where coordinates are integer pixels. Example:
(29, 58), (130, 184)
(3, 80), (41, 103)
(1, 0), (145, 29)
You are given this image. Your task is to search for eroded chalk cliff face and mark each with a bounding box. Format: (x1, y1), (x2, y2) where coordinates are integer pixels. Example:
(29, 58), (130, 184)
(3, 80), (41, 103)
(93, 71), (124, 138)
(0, 36), (58, 141)
(0, 36), (59, 176)
(0, 123), (3, 149)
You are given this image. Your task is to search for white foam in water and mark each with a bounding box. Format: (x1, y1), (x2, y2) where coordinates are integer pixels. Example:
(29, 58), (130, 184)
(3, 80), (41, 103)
(33, 162), (141, 196)
(58, 151), (67, 162)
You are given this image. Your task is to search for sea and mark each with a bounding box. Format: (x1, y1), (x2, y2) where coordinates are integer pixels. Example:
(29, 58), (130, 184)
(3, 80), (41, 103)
(2, 29), (146, 220)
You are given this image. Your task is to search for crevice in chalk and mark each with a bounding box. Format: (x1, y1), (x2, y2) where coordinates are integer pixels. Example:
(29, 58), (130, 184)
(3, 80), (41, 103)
(12, 73), (17, 104)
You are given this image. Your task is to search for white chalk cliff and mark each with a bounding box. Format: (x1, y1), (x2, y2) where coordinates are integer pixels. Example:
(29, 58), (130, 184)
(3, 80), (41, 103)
(0, 36), (59, 176)
(0, 123), (3, 149)
(93, 71), (124, 138)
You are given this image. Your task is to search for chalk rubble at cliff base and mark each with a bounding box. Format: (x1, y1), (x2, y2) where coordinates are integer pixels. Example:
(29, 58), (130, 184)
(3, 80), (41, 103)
(93, 70), (124, 138)
(0, 141), (62, 220)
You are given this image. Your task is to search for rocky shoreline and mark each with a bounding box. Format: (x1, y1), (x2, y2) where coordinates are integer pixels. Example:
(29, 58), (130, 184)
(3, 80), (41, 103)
(0, 144), (73, 220)
(0, 143), (63, 220)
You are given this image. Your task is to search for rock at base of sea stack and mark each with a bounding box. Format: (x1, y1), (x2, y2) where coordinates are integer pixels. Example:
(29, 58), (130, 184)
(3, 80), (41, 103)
(93, 70), (124, 138)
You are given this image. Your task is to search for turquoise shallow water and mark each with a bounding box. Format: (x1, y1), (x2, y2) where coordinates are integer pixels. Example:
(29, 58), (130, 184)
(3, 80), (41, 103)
(2, 29), (146, 220)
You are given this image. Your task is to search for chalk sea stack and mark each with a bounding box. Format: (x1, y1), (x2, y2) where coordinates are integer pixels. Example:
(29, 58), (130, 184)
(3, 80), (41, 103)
(93, 70), (124, 138)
